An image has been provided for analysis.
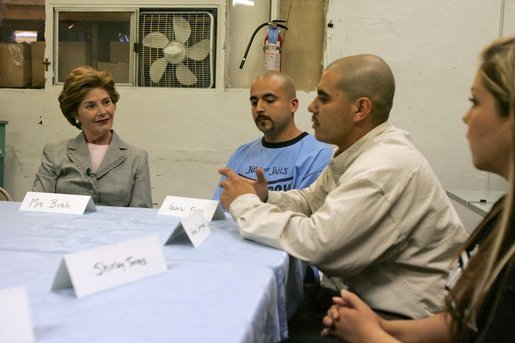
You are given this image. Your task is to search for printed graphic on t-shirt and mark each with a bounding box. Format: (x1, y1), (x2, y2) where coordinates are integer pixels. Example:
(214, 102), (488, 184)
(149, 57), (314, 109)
(212, 133), (333, 200)
(239, 165), (293, 192)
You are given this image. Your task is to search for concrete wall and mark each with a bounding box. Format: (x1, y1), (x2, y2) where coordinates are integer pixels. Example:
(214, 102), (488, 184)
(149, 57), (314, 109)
(326, 0), (513, 231)
(1, 0), (513, 228)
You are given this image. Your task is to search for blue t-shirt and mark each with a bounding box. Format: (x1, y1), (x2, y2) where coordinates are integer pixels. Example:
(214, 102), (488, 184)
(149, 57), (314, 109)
(213, 132), (333, 200)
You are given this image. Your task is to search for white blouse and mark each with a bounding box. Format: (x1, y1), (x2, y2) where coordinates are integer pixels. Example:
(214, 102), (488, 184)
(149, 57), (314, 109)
(87, 143), (109, 172)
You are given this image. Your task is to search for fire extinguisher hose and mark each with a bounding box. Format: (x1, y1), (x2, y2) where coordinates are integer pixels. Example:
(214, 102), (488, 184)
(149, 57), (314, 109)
(239, 21), (288, 69)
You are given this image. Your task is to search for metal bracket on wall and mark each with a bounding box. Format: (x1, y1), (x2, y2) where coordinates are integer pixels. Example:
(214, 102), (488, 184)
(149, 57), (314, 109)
(43, 58), (51, 71)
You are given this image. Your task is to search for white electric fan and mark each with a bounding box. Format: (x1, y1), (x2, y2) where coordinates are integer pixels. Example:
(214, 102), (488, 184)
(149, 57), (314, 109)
(142, 16), (211, 86)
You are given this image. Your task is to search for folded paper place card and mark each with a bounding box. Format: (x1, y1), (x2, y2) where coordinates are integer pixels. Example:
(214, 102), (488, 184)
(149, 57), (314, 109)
(0, 286), (35, 343)
(51, 235), (167, 298)
(19, 191), (96, 215)
(158, 195), (225, 221)
(165, 210), (212, 248)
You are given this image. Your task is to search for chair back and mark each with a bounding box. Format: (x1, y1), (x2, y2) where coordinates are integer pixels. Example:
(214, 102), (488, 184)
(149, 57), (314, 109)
(0, 187), (12, 201)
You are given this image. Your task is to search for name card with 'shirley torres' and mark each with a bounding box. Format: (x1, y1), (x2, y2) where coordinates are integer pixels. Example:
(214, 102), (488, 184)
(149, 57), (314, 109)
(51, 235), (167, 298)
(0, 286), (35, 343)
(19, 191), (96, 215)
(158, 195), (225, 221)
(165, 210), (212, 248)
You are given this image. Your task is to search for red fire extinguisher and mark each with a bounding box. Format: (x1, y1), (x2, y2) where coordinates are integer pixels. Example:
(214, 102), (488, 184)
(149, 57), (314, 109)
(239, 19), (288, 71)
(263, 22), (283, 71)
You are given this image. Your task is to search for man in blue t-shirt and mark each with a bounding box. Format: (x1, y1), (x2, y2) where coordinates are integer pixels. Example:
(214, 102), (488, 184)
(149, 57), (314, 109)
(214, 71), (332, 284)
(213, 71), (333, 200)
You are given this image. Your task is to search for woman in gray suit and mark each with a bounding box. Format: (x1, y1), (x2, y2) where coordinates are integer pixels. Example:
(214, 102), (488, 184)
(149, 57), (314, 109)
(33, 66), (152, 208)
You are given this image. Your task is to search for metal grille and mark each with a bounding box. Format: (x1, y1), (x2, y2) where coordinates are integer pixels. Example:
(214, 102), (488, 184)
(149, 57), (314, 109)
(138, 9), (215, 88)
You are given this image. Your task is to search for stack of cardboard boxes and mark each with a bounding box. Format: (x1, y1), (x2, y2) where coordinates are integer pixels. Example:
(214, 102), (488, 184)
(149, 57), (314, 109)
(0, 41), (130, 87)
(98, 42), (130, 83)
(0, 43), (32, 88)
(58, 42), (91, 82)
(31, 42), (45, 88)
(0, 41), (46, 88)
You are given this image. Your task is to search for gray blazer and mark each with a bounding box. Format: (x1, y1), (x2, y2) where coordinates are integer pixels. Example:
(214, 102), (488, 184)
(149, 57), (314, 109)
(32, 131), (152, 208)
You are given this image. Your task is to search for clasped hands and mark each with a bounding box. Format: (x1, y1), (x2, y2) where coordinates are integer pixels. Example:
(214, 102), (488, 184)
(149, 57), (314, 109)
(321, 290), (390, 342)
(218, 167), (269, 210)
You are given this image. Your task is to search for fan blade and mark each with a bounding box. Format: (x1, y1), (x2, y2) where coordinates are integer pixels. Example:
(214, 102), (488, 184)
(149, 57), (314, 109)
(142, 32), (169, 49)
(187, 39), (211, 61)
(149, 57), (168, 83)
(176, 63), (197, 86)
(173, 16), (191, 43)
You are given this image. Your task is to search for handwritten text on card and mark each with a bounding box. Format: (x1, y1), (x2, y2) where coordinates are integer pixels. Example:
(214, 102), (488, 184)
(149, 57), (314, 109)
(158, 196), (225, 221)
(20, 191), (96, 215)
(51, 235), (167, 298)
(29, 197), (71, 210)
(93, 256), (147, 276)
(165, 210), (212, 248)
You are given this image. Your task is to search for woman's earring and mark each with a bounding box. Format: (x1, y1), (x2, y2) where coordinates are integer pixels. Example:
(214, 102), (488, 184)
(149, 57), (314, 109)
(75, 119), (80, 124)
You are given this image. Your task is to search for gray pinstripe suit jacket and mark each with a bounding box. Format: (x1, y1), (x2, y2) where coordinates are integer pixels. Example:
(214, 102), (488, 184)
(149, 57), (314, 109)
(32, 130), (152, 207)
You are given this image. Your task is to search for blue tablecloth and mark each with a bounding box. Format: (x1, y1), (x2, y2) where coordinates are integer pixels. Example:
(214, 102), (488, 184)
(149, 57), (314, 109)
(0, 202), (305, 342)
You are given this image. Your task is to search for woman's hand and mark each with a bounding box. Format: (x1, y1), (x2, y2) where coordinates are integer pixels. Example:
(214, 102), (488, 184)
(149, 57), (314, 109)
(321, 290), (399, 342)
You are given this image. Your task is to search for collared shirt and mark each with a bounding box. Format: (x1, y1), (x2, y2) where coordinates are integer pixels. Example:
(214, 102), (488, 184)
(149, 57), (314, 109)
(230, 122), (467, 319)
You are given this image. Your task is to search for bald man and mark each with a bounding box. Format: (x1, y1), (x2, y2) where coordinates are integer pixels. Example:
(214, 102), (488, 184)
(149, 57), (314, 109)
(219, 55), (467, 320)
(213, 71), (333, 201)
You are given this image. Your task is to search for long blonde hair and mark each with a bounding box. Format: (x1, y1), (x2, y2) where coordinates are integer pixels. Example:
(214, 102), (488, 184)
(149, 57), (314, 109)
(447, 37), (515, 341)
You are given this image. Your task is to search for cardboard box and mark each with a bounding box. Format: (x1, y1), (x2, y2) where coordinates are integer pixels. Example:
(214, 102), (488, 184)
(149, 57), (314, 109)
(97, 62), (129, 83)
(31, 42), (45, 88)
(58, 42), (91, 81)
(0, 43), (32, 88)
(110, 42), (130, 63)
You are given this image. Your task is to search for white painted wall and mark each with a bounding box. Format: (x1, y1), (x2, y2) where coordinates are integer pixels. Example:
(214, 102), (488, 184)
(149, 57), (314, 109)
(326, 0), (513, 231)
(1, 0), (513, 229)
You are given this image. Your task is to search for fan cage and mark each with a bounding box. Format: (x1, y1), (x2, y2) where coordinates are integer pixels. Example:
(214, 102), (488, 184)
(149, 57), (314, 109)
(138, 9), (216, 88)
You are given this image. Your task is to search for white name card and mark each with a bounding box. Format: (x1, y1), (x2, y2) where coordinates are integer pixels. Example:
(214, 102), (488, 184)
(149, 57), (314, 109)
(51, 235), (167, 298)
(19, 191), (96, 215)
(165, 210), (212, 248)
(158, 196), (225, 221)
(0, 286), (35, 343)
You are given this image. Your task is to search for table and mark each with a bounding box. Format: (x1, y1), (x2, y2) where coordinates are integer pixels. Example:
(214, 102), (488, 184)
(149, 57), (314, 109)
(0, 202), (304, 342)
(446, 189), (505, 217)
(1, 251), (278, 342)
